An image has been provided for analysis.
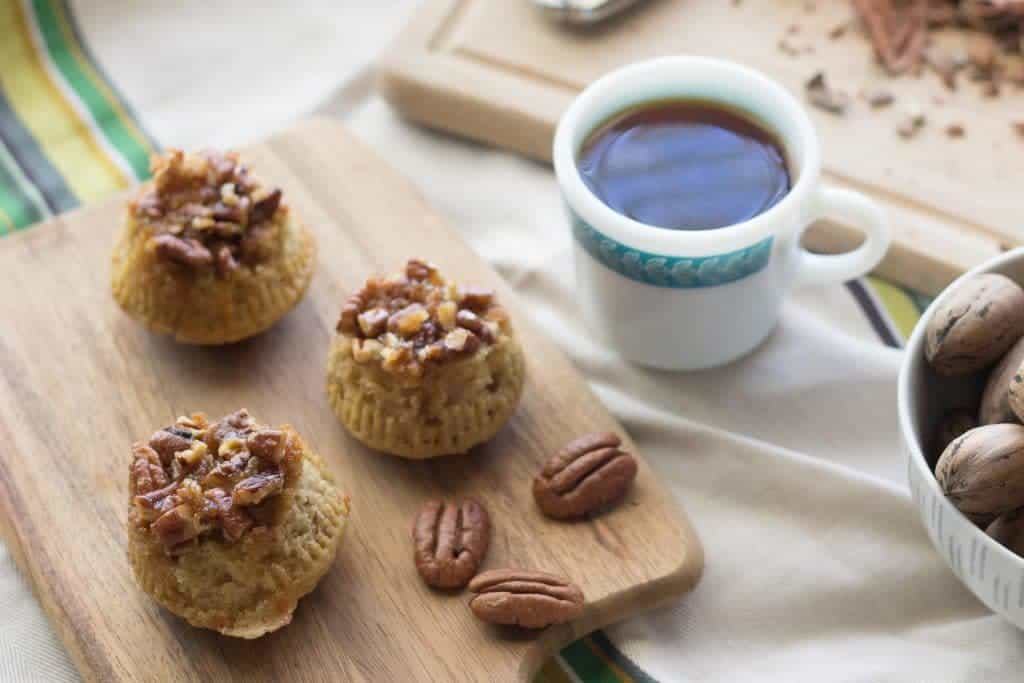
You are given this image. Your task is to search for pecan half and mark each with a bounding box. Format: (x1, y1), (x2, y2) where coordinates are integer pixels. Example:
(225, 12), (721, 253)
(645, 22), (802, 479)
(468, 569), (584, 629)
(130, 444), (168, 495)
(412, 499), (490, 589)
(148, 429), (193, 465)
(533, 432), (638, 520)
(150, 233), (213, 268)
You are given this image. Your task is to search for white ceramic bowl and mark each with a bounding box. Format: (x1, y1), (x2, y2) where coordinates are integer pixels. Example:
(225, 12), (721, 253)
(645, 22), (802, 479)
(898, 248), (1024, 629)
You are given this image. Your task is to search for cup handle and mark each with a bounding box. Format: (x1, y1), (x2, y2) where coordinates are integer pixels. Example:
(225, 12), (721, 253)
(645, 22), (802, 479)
(795, 185), (891, 286)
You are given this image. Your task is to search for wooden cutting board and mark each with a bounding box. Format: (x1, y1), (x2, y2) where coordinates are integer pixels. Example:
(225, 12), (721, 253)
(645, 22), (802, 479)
(0, 118), (702, 683)
(378, 0), (1024, 295)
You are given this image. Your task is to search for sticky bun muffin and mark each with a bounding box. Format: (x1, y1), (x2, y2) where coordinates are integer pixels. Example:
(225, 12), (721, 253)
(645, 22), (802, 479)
(326, 259), (525, 459)
(111, 149), (316, 344)
(127, 409), (349, 638)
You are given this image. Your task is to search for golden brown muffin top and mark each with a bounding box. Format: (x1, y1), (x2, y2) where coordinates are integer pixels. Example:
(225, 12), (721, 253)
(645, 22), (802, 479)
(131, 150), (284, 277)
(336, 259), (511, 378)
(129, 410), (303, 555)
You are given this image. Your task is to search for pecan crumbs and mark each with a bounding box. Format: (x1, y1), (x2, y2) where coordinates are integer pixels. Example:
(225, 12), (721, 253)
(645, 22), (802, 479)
(337, 259), (511, 377)
(129, 409), (303, 555)
(133, 150), (284, 277)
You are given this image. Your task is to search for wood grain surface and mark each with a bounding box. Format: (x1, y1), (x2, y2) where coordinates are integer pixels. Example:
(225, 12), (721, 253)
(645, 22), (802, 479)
(0, 118), (703, 683)
(378, 0), (1021, 295)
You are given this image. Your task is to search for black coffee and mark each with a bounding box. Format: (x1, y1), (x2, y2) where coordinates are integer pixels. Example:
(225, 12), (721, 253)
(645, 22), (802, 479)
(578, 99), (791, 231)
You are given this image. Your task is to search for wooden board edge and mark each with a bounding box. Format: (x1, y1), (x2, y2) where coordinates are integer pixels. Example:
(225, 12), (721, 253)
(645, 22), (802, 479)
(520, 535), (704, 681)
(376, 1), (1011, 297)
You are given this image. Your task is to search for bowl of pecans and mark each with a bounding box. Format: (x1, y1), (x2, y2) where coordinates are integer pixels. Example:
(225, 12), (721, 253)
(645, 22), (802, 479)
(899, 248), (1024, 630)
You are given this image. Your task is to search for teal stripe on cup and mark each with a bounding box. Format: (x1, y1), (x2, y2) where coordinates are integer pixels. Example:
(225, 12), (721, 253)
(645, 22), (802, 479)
(570, 212), (774, 288)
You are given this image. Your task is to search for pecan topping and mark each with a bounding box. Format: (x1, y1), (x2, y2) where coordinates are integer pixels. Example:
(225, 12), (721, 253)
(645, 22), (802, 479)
(233, 472), (284, 506)
(148, 429), (193, 464)
(412, 499), (491, 589)
(130, 444), (168, 495)
(336, 259), (511, 377)
(533, 432), (638, 520)
(468, 569), (584, 629)
(128, 410), (303, 554)
(151, 234), (213, 268)
(134, 150), (285, 277)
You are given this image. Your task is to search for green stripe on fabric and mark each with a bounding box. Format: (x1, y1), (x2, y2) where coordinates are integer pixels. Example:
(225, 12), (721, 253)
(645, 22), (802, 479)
(30, 0), (153, 180)
(0, 139), (47, 227)
(589, 631), (660, 683)
(57, 0), (158, 154)
(561, 639), (627, 683)
(866, 276), (922, 343)
(0, 145), (44, 229)
(535, 657), (577, 683)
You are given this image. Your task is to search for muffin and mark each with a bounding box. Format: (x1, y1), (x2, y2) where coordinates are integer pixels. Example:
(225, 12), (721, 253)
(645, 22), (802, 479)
(127, 409), (349, 638)
(112, 149), (316, 344)
(327, 259), (525, 459)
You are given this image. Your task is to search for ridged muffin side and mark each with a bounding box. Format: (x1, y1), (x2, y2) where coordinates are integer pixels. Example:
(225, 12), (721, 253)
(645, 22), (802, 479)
(327, 332), (525, 459)
(111, 208), (315, 345)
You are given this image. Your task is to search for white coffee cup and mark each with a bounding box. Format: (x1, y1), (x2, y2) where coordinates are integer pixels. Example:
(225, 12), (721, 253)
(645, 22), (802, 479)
(553, 57), (891, 370)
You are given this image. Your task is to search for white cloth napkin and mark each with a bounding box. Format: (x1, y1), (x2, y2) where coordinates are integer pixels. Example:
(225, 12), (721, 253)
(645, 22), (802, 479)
(4, 1), (1024, 681)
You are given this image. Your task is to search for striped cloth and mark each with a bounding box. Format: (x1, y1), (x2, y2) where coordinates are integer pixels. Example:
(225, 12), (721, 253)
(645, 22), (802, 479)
(0, 2), (943, 682)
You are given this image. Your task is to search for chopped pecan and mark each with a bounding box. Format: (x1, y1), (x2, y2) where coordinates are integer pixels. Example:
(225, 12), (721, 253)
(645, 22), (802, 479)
(437, 301), (458, 330)
(249, 188), (282, 225)
(203, 488), (253, 541)
(533, 432), (638, 519)
(358, 308), (389, 337)
(444, 328), (481, 355)
(215, 244), (239, 277)
(233, 472), (284, 506)
(468, 569), (584, 629)
(148, 429), (193, 465)
(388, 303), (430, 338)
(247, 429), (286, 463)
(152, 504), (201, 548)
(151, 234), (213, 268)
(459, 286), (494, 311)
(412, 499), (491, 589)
(175, 441), (209, 469)
(405, 258), (437, 281)
(130, 444), (168, 494)
(455, 309), (484, 335)
(204, 409), (255, 453)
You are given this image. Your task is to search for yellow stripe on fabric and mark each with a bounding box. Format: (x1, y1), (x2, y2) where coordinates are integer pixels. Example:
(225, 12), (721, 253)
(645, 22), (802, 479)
(0, 207), (16, 234)
(866, 276), (920, 343)
(583, 636), (634, 683)
(0, 0), (128, 201)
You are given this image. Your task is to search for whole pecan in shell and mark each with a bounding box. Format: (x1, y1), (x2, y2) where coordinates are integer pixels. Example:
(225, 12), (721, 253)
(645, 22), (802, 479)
(412, 498), (490, 589)
(468, 569), (584, 629)
(533, 432), (638, 519)
(924, 273), (1024, 377)
(936, 423), (1024, 524)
